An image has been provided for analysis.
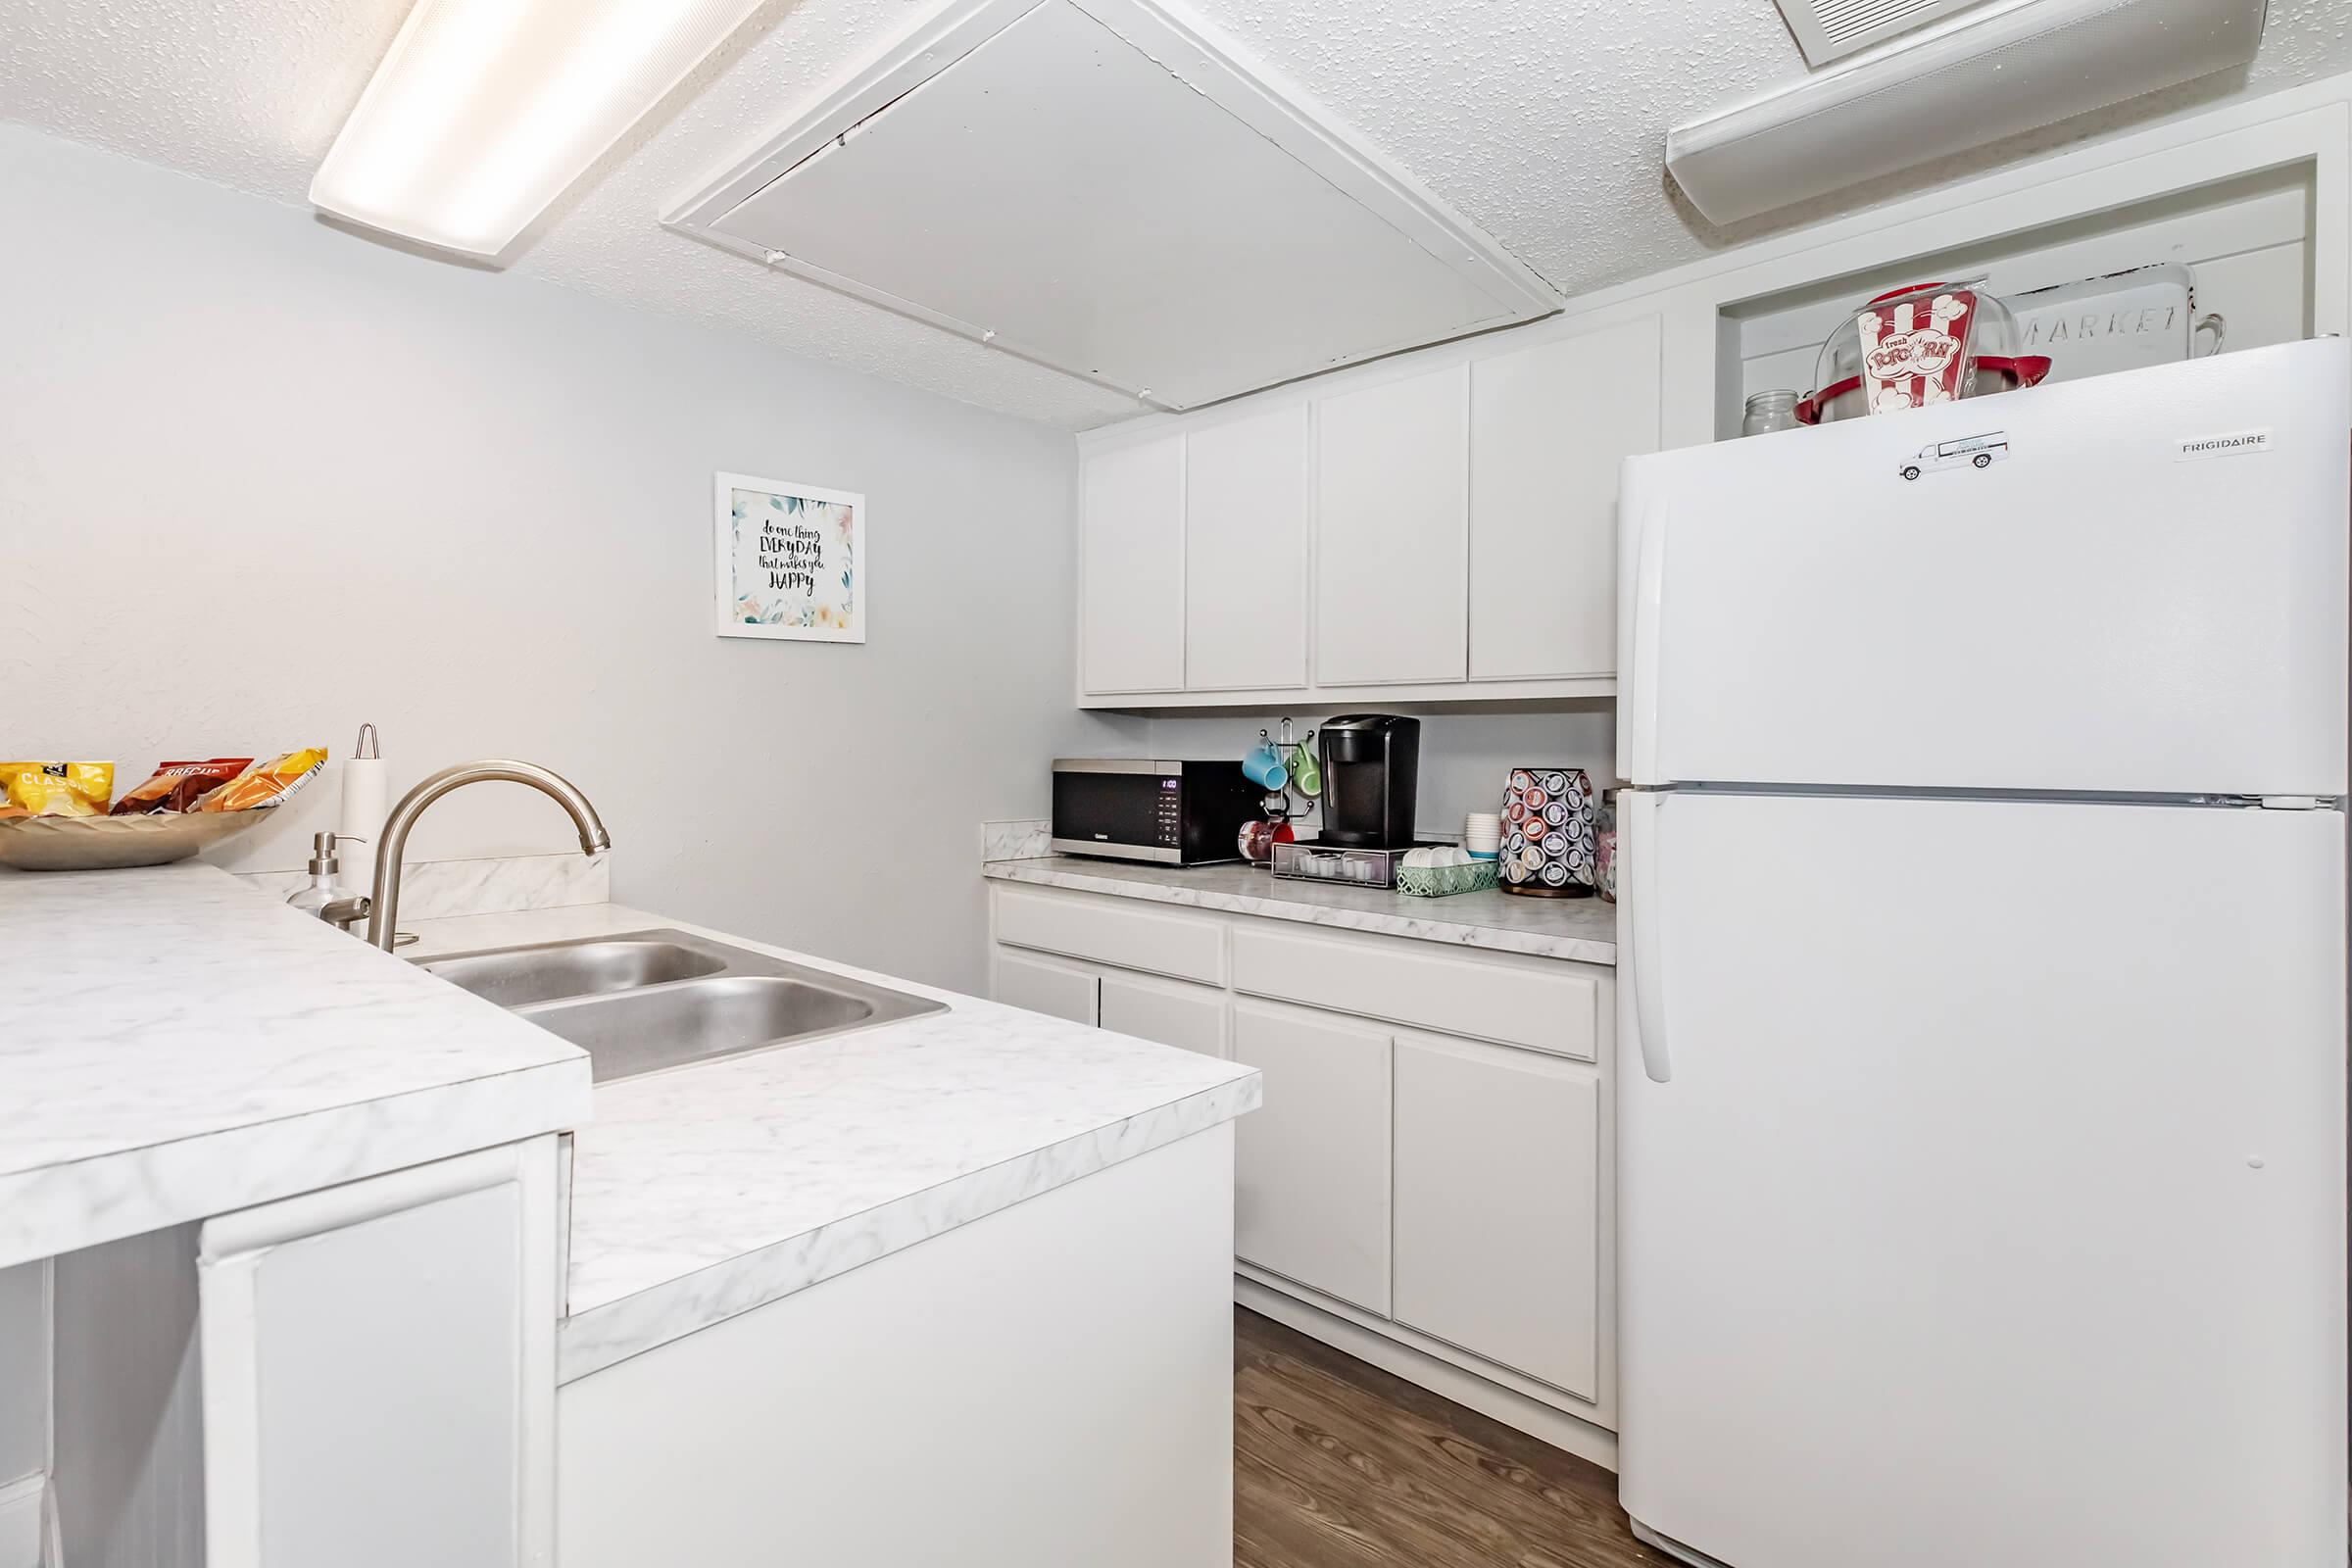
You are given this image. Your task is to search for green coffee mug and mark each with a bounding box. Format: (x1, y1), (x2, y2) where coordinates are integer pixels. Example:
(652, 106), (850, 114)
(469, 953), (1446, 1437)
(1287, 742), (1321, 798)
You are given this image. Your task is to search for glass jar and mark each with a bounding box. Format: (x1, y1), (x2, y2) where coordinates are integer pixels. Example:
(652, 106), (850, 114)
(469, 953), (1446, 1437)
(1740, 390), (1799, 437)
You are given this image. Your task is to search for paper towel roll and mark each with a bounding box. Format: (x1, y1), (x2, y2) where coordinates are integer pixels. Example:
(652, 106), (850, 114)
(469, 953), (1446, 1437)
(339, 734), (387, 894)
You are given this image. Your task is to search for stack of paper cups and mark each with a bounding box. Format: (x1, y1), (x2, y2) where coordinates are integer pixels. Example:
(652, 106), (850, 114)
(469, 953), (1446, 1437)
(339, 722), (387, 894)
(1463, 811), (1501, 859)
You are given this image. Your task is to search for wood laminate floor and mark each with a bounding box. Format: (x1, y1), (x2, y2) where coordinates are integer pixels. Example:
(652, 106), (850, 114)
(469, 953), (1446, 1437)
(1235, 1307), (1669, 1567)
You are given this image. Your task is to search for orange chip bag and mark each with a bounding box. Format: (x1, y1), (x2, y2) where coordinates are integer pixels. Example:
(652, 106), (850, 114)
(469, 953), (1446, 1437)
(193, 748), (327, 812)
(1, 761), (115, 817)
(112, 758), (254, 815)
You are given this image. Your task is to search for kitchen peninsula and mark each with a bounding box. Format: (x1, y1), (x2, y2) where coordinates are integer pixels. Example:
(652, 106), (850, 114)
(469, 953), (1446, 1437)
(0, 863), (1258, 1568)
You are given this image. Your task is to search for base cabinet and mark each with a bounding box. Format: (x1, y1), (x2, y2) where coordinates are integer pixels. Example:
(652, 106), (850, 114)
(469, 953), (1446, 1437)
(989, 881), (1619, 1444)
(1393, 1032), (1601, 1401)
(991, 949), (1102, 1025)
(198, 1141), (560, 1568)
(559, 1125), (1236, 1568)
(1230, 1002), (1393, 1316)
(1100, 970), (1226, 1056)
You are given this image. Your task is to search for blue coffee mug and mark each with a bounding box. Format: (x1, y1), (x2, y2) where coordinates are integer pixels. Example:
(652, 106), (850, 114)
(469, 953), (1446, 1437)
(1242, 742), (1289, 793)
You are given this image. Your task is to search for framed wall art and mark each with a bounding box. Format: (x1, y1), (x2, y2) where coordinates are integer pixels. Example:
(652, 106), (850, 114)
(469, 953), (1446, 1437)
(713, 472), (865, 643)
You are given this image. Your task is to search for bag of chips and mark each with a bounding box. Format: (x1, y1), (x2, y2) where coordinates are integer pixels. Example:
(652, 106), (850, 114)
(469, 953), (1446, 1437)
(111, 758), (254, 815)
(193, 748), (327, 812)
(0, 761), (116, 817)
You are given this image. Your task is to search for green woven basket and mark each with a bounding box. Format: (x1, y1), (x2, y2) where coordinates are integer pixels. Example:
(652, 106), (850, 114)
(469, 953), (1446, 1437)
(1395, 858), (1498, 898)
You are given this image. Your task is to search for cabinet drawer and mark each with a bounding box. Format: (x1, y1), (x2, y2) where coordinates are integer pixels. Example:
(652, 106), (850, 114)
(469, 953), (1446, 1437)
(994, 888), (1224, 985)
(1230, 926), (1598, 1060)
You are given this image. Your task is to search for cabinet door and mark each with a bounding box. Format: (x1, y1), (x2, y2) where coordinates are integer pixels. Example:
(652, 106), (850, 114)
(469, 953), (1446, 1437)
(1469, 317), (1661, 680)
(993, 949), (1102, 1025)
(1313, 365), (1469, 685)
(1393, 1033), (1600, 1399)
(1230, 1001), (1392, 1315)
(199, 1140), (559, 1568)
(1099, 971), (1226, 1057)
(1184, 405), (1308, 691)
(1080, 433), (1185, 694)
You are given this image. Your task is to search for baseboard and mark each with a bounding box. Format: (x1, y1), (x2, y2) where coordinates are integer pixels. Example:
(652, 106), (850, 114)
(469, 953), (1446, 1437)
(1235, 1275), (1619, 1472)
(1632, 1516), (1737, 1567)
(0, 1474), (49, 1568)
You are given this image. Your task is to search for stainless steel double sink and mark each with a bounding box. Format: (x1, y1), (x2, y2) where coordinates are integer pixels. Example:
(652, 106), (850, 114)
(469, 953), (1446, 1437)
(413, 928), (946, 1083)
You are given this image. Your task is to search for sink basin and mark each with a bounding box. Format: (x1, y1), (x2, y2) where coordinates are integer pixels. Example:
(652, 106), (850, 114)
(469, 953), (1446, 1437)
(523, 977), (882, 1080)
(417, 937), (724, 1006)
(412, 928), (947, 1081)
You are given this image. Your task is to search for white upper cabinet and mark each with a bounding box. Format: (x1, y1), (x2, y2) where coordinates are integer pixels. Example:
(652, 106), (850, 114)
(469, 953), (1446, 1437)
(1470, 317), (1662, 680)
(1313, 364), (1470, 686)
(1184, 406), (1309, 691)
(1073, 313), (1663, 707)
(1079, 433), (1185, 694)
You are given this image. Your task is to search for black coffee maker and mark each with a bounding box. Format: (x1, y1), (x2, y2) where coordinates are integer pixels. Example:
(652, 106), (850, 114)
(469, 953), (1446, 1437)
(1317, 714), (1420, 848)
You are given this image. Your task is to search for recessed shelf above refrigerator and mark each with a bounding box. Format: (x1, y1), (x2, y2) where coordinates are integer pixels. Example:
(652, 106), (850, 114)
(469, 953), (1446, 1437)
(663, 0), (1559, 411)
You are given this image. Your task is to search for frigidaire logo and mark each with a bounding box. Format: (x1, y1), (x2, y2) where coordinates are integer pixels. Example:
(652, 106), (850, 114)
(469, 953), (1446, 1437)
(2177, 428), (2273, 460)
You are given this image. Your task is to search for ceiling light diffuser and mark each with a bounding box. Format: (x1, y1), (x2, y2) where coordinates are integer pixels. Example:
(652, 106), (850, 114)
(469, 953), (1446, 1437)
(312, 0), (767, 260)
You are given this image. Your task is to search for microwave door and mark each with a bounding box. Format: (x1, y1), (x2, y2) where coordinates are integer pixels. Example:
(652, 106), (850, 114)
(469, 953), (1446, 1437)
(1052, 764), (1182, 863)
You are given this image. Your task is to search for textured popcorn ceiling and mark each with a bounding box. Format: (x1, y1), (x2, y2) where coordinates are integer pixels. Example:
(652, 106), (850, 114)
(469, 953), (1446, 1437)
(4, 0), (2347, 428)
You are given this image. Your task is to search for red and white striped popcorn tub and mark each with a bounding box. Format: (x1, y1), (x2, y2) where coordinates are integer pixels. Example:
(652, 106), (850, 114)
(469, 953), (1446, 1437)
(1797, 281), (2051, 424)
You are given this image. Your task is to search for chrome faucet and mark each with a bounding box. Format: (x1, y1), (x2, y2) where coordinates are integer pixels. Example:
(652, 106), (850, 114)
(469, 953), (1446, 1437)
(331, 760), (610, 951)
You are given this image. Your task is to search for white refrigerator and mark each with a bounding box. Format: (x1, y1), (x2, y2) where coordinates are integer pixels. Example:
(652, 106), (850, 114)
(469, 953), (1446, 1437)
(1613, 338), (2349, 1568)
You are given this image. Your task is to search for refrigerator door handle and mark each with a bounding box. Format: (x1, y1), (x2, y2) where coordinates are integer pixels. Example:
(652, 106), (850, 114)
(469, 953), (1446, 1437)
(1622, 497), (1667, 785)
(1625, 789), (1670, 1083)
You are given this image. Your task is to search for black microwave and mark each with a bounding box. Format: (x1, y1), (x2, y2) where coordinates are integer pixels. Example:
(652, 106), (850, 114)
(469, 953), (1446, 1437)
(1051, 760), (1263, 866)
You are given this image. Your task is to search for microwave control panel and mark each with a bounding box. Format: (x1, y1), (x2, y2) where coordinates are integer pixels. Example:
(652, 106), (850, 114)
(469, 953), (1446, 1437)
(1154, 775), (1182, 847)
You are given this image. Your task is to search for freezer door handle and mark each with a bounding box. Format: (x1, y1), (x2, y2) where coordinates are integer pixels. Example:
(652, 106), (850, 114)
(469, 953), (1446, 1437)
(1621, 485), (1666, 785)
(1624, 789), (1670, 1083)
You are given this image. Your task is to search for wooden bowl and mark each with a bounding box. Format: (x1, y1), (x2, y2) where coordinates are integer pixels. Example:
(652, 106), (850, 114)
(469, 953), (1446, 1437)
(0, 811), (270, 871)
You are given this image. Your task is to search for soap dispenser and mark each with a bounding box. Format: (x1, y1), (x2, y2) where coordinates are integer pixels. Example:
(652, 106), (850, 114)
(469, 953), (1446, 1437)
(286, 831), (350, 922)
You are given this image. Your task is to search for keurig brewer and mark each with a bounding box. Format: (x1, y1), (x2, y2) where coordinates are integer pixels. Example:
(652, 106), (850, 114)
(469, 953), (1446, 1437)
(1316, 715), (1420, 848)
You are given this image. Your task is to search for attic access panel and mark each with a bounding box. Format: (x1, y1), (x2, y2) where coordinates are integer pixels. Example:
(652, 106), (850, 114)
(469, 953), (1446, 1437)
(666, 0), (1557, 410)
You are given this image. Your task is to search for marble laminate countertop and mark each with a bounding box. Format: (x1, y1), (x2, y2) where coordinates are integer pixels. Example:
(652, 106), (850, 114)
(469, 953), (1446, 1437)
(984, 855), (1618, 965)
(0, 862), (592, 1267)
(400, 903), (1262, 1384)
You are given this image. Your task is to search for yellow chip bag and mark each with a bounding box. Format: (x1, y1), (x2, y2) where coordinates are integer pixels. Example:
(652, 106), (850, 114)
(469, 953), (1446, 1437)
(1, 761), (116, 817)
(193, 748), (328, 812)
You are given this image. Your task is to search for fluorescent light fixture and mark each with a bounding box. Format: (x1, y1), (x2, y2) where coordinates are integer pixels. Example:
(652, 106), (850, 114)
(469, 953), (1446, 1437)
(312, 0), (768, 260)
(1666, 0), (2266, 225)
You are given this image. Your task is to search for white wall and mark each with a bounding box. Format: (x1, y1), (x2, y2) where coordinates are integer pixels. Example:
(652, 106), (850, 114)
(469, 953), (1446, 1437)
(1145, 708), (1614, 841)
(0, 125), (1144, 992)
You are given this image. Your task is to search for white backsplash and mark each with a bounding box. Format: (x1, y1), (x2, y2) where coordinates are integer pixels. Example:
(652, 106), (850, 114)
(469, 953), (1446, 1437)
(239, 852), (611, 920)
(980, 820), (1053, 863)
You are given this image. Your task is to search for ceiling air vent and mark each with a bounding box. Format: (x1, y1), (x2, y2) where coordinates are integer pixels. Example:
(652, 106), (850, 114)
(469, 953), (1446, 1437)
(1777, 0), (1991, 66)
